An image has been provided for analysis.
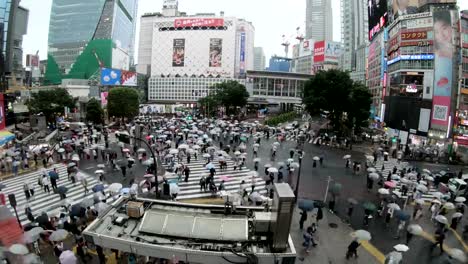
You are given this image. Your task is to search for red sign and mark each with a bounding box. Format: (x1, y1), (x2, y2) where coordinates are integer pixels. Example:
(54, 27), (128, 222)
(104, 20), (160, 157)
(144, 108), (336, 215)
(174, 18), (224, 27)
(455, 135), (468, 146)
(401, 31), (428, 40)
(400, 40), (433, 47)
(313, 41), (325, 63)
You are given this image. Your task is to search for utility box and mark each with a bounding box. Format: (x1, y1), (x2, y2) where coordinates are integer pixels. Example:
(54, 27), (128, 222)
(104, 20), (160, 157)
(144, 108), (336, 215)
(127, 201), (144, 218)
(271, 183), (295, 252)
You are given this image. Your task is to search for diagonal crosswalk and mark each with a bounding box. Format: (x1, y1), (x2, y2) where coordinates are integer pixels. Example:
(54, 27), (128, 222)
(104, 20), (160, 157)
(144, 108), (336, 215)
(162, 154), (268, 200)
(0, 163), (108, 225)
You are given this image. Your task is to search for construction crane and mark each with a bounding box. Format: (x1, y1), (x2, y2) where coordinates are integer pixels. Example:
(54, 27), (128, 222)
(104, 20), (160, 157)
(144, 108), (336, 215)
(281, 34), (292, 57)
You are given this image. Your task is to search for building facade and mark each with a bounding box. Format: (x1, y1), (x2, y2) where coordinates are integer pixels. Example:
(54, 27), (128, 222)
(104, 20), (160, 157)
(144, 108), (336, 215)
(454, 10), (468, 147)
(305, 0), (333, 41)
(266, 56), (291, 72)
(253, 47), (265, 71)
(143, 2), (255, 104)
(46, 0), (138, 84)
(340, 0), (368, 82)
(290, 38), (314, 75)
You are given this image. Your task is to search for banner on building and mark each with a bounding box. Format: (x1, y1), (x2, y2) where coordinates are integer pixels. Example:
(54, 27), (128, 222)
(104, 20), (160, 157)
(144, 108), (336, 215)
(120, 70), (137, 86)
(324, 41), (341, 63)
(209, 38), (222, 67)
(368, 0), (388, 40)
(26, 54), (39, 67)
(240, 32), (246, 74)
(0, 94), (4, 130)
(101, 68), (122, 85)
(174, 18), (224, 28)
(313, 41), (325, 63)
(101, 92), (109, 106)
(431, 10), (454, 130)
(172, 39), (185, 67)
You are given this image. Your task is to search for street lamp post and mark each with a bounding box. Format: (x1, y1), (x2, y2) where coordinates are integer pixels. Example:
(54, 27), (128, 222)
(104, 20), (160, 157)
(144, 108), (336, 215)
(294, 154), (303, 203)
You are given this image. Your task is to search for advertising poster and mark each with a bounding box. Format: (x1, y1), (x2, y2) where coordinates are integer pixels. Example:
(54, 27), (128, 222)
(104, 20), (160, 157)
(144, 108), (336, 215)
(431, 10), (454, 129)
(324, 41), (341, 63)
(389, 0), (419, 22)
(209, 38), (222, 67)
(368, 0), (388, 40)
(120, 70), (138, 86)
(174, 18), (224, 28)
(101, 68), (122, 85)
(101, 92), (109, 106)
(240, 32), (246, 74)
(313, 41), (325, 63)
(0, 94), (4, 131)
(172, 39), (185, 67)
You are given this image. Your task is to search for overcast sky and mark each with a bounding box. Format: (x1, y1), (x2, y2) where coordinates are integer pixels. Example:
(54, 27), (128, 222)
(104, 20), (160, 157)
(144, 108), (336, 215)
(20, 0), (468, 65)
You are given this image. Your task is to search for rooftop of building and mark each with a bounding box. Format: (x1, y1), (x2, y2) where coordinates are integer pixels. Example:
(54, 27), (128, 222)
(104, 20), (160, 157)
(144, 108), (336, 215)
(247, 70), (312, 79)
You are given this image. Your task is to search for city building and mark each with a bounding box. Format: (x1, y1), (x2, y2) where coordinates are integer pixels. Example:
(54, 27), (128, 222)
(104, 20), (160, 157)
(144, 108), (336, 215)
(253, 47), (266, 71)
(45, 0), (138, 84)
(266, 56), (291, 72)
(312, 40), (342, 73)
(143, 2), (255, 105)
(454, 10), (468, 149)
(340, 0), (368, 82)
(0, 0), (29, 91)
(246, 70), (310, 112)
(305, 0), (333, 41)
(290, 39), (314, 75)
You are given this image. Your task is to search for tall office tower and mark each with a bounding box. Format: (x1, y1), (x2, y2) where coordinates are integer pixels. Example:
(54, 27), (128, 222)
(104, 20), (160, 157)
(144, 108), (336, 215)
(340, 0), (368, 82)
(46, 0), (138, 84)
(305, 0), (333, 41)
(253, 47), (266, 71)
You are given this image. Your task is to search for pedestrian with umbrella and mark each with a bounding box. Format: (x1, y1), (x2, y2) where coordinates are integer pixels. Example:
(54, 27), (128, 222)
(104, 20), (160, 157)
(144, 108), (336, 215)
(431, 227), (445, 255)
(346, 239), (361, 259)
(363, 202), (376, 226)
(299, 209), (308, 230)
(451, 212), (463, 230)
(347, 198), (358, 224)
(57, 186), (68, 200)
(50, 168), (59, 191)
(23, 182), (31, 201)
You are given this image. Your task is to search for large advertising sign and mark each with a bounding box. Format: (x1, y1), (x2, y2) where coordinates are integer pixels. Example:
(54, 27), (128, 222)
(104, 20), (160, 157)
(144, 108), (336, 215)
(26, 54), (39, 67)
(368, 0), (388, 40)
(313, 41), (325, 63)
(101, 92), (108, 106)
(324, 41), (341, 63)
(172, 39), (185, 67)
(209, 38), (222, 67)
(101, 68), (122, 85)
(431, 10), (454, 130)
(174, 18), (224, 28)
(0, 94), (4, 131)
(239, 32), (246, 74)
(121, 70), (137, 86)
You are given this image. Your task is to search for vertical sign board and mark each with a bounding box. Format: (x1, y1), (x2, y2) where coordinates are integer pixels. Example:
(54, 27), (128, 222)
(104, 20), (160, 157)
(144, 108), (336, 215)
(313, 41), (325, 63)
(240, 32), (246, 74)
(431, 10), (454, 131)
(172, 39), (185, 67)
(0, 94), (5, 130)
(209, 38), (223, 67)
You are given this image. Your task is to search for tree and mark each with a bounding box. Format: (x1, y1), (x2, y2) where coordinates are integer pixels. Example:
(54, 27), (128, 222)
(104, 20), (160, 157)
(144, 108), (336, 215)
(213, 80), (249, 115)
(198, 95), (219, 117)
(85, 98), (104, 124)
(26, 88), (75, 122)
(107, 87), (139, 120)
(302, 69), (371, 135)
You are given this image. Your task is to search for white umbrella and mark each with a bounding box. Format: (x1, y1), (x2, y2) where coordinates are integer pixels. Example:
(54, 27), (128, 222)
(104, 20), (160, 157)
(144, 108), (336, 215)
(391, 174), (400, 180)
(95, 202), (110, 214)
(313, 156), (320, 161)
(433, 192), (443, 199)
(432, 199), (442, 204)
(97, 164), (105, 168)
(393, 244), (409, 252)
(253, 158), (261, 162)
(268, 167), (278, 173)
(49, 229), (69, 241)
(343, 154), (351, 159)
(407, 224), (423, 235)
(449, 248), (467, 263)
(435, 215), (448, 225)
(369, 173), (379, 180)
(443, 202), (455, 210)
(425, 176), (434, 182)
(455, 197), (466, 203)
(414, 199), (425, 205)
(71, 156), (80, 161)
(234, 151), (241, 155)
(422, 169), (431, 174)
(202, 153), (211, 158)
(273, 142), (280, 146)
(378, 188), (389, 195)
(8, 244), (29, 255)
(290, 162), (300, 168)
(169, 149), (179, 154)
(365, 155), (375, 162)
(192, 145), (201, 150)
(350, 230), (371, 241)
(178, 144), (189, 149)
(419, 180), (427, 185)
(59, 250), (77, 264)
(264, 164), (272, 168)
(452, 212), (463, 218)
(109, 183), (123, 193)
(142, 159), (154, 166)
(57, 148), (65, 153)
(367, 168), (376, 173)
(416, 184), (428, 193)
(24, 227), (44, 243)
(137, 148), (146, 153)
(387, 203), (401, 210)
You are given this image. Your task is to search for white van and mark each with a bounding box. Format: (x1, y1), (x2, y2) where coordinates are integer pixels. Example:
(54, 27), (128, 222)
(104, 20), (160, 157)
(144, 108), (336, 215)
(448, 178), (467, 197)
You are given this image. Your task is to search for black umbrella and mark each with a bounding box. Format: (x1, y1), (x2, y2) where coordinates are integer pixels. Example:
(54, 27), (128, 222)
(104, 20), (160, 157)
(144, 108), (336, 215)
(57, 186), (68, 194)
(36, 214), (49, 226)
(70, 204), (85, 218)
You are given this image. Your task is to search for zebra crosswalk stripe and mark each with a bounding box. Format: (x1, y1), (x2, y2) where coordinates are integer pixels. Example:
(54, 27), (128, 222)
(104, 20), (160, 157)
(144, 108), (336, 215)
(0, 163), (107, 225)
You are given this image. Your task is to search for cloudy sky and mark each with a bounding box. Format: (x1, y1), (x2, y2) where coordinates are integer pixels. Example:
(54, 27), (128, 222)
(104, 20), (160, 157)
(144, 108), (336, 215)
(20, 0), (468, 65)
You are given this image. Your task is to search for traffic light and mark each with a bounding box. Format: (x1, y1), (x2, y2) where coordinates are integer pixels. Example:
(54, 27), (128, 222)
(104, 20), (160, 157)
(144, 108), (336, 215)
(116, 131), (131, 144)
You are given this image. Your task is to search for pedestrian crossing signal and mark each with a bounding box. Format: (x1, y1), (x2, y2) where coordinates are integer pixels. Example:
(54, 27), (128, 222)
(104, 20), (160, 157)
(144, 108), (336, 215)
(116, 131), (131, 144)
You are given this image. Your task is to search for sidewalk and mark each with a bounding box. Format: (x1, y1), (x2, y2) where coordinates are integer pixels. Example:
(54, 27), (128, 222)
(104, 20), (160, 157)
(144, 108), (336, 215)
(290, 207), (381, 264)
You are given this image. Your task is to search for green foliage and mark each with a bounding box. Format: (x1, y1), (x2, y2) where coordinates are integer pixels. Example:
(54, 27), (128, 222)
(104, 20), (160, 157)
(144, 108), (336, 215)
(26, 88), (75, 122)
(264, 112), (298, 126)
(198, 95), (219, 117)
(85, 98), (104, 124)
(107, 88), (139, 119)
(198, 80), (249, 116)
(302, 69), (372, 135)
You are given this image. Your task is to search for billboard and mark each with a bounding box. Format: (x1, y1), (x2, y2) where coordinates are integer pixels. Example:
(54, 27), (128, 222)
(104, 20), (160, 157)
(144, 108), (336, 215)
(101, 68), (122, 85)
(431, 10), (454, 130)
(26, 54), (39, 67)
(239, 32), (246, 74)
(101, 92), (109, 106)
(368, 0), (388, 40)
(324, 41), (341, 63)
(313, 41), (325, 63)
(172, 39), (185, 67)
(121, 70), (137, 86)
(0, 94), (4, 131)
(299, 39), (314, 57)
(174, 18), (224, 28)
(209, 38), (222, 67)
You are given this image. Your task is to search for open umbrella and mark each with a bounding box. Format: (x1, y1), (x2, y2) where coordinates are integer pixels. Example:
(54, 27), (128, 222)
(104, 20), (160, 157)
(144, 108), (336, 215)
(350, 230), (371, 241)
(330, 183), (342, 195)
(290, 162), (300, 168)
(57, 186), (68, 194)
(391, 174), (401, 181)
(387, 203), (401, 210)
(378, 188), (390, 195)
(49, 229), (69, 242)
(48, 171), (59, 180)
(407, 224), (423, 235)
(452, 212), (463, 218)
(71, 156), (80, 161)
(202, 153), (211, 158)
(384, 181), (396, 188)
(94, 170), (104, 175)
(449, 248), (467, 263)
(395, 210), (410, 221)
(455, 197), (466, 203)
(443, 202), (455, 210)
(268, 167), (278, 173)
(57, 148), (65, 153)
(393, 244), (409, 252)
(422, 169), (431, 174)
(67, 162), (76, 168)
(435, 215), (448, 225)
(9, 244), (29, 255)
(313, 156), (320, 161)
(95, 202), (110, 215)
(70, 204), (86, 218)
(414, 199), (425, 205)
(59, 250), (77, 264)
(298, 199), (315, 211)
(347, 198), (358, 205)
(24, 227), (44, 243)
(92, 184), (105, 193)
(369, 173), (380, 180)
(80, 198), (94, 208)
(97, 164), (105, 169)
(363, 202), (377, 211)
(169, 149), (179, 154)
(108, 183), (123, 193)
(253, 158), (261, 162)
(367, 168), (377, 173)
(343, 154), (351, 159)
(143, 174), (155, 179)
(205, 163), (215, 170)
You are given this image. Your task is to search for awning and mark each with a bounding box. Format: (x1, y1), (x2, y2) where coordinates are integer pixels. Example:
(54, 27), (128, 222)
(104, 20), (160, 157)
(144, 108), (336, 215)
(0, 131), (15, 146)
